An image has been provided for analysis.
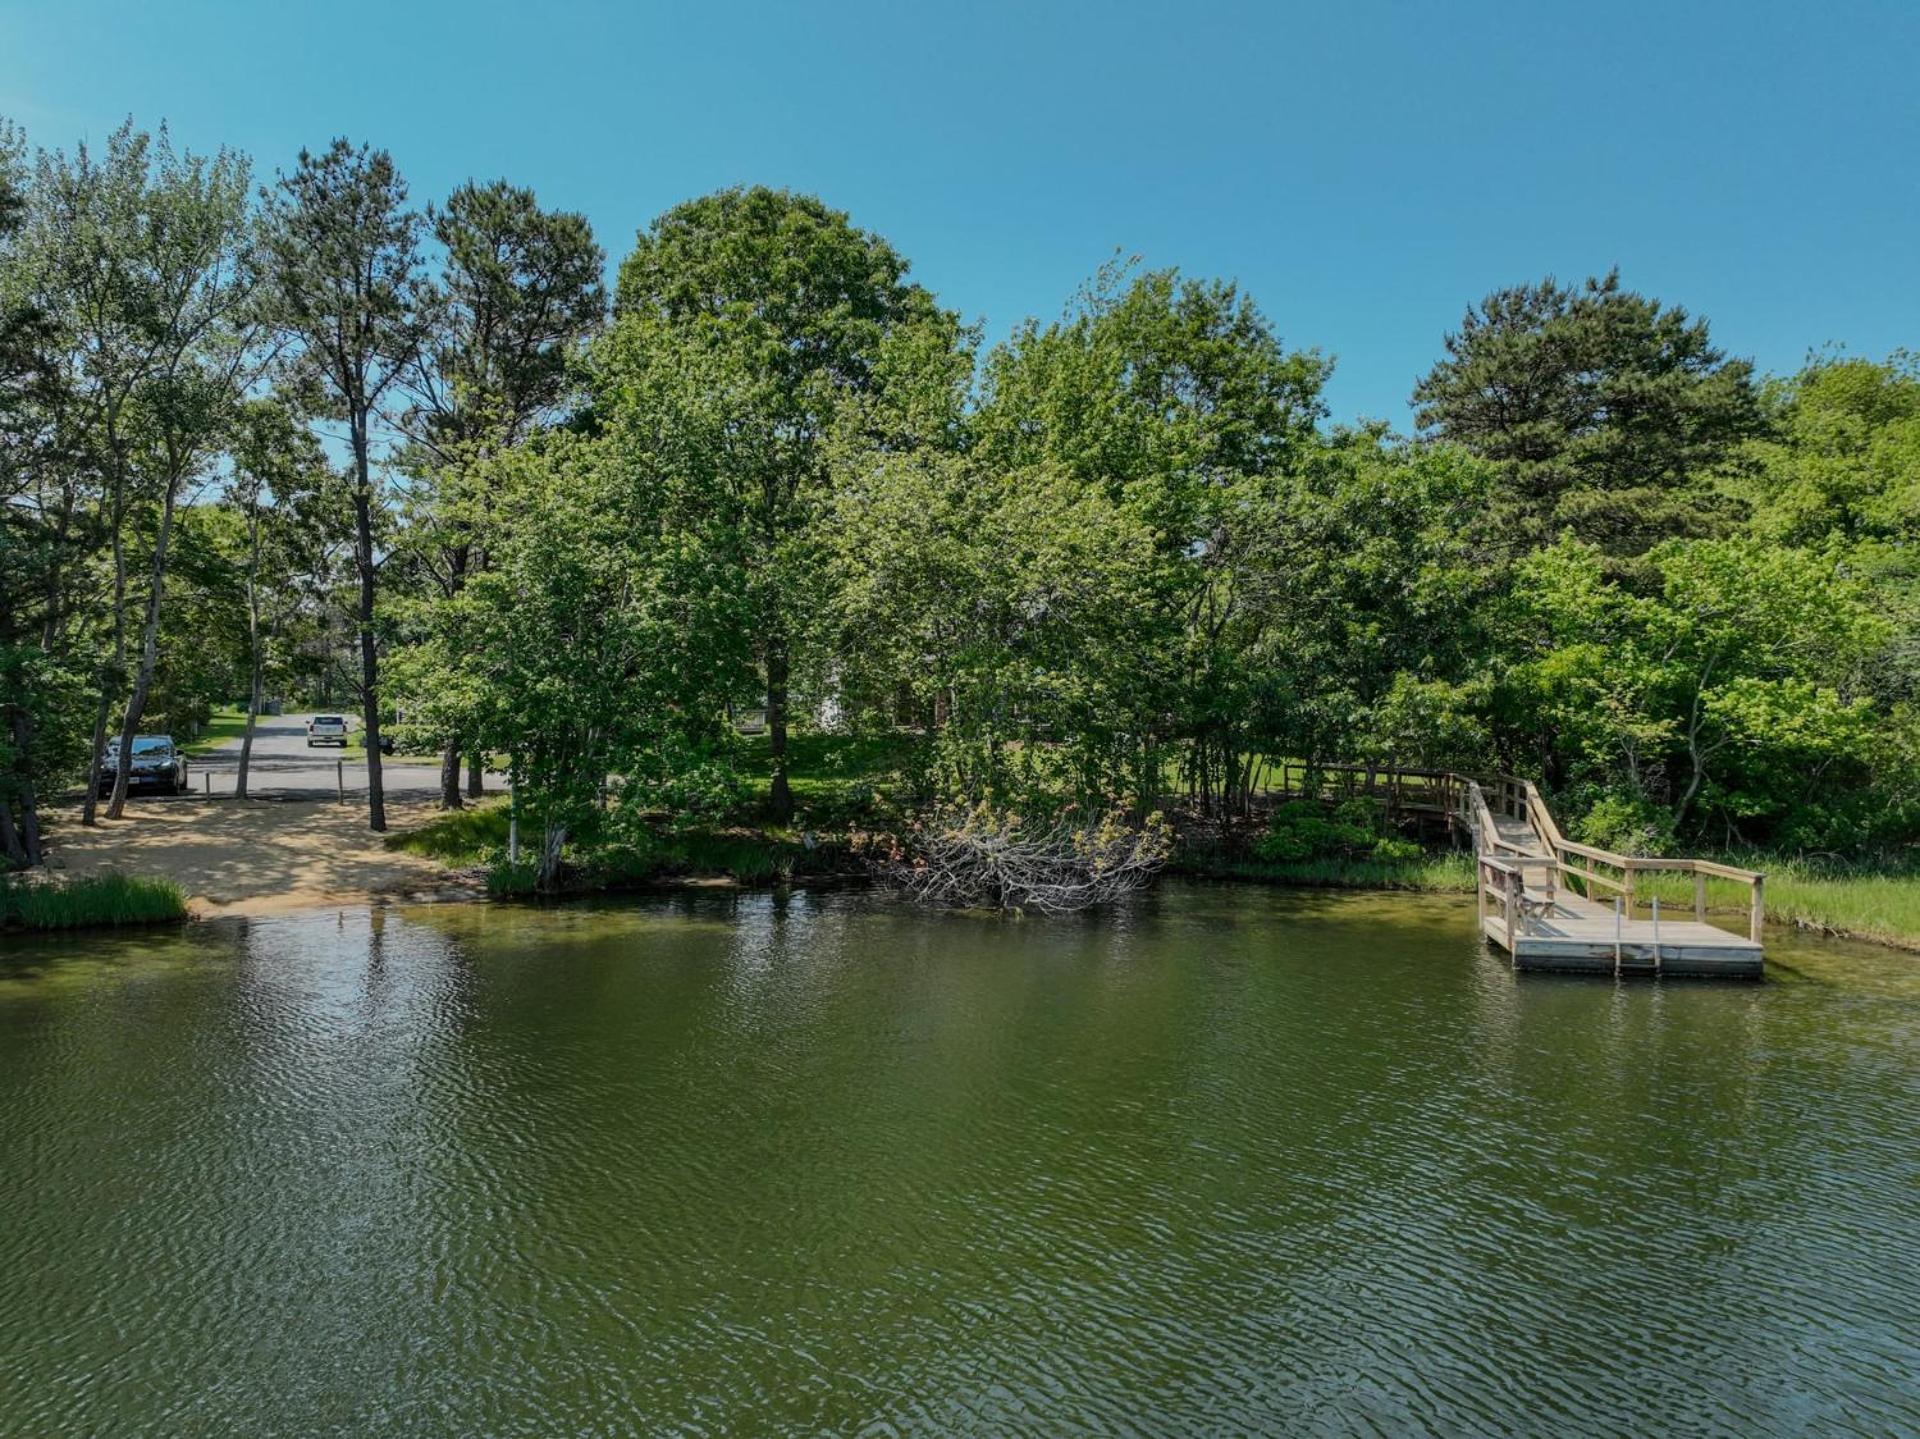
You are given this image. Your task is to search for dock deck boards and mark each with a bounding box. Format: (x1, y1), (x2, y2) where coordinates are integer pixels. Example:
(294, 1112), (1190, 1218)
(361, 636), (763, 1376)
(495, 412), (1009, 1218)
(1481, 889), (1762, 976)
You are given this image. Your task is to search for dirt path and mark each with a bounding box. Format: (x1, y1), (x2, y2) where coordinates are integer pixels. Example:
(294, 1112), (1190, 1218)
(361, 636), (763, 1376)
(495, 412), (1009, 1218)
(41, 796), (481, 917)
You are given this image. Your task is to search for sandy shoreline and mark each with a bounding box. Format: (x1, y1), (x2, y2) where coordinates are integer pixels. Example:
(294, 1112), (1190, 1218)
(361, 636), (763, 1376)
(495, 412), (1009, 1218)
(40, 796), (484, 918)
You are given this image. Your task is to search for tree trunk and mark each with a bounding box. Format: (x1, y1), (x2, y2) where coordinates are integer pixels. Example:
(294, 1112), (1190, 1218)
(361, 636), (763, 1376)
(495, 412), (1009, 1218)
(352, 424), (386, 833)
(466, 751), (483, 798)
(81, 460), (130, 826)
(765, 638), (792, 824)
(9, 708), (45, 867)
(236, 505), (263, 802)
(0, 797), (23, 869)
(109, 474), (184, 818)
(537, 821), (568, 891)
(440, 742), (463, 810)
(438, 543), (468, 811)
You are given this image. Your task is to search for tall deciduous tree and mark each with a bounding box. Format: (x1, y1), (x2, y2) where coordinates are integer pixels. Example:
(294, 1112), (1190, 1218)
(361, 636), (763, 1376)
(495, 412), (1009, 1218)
(609, 186), (960, 823)
(1413, 270), (1762, 561)
(100, 135), (258, 818)
(262, 139), (429, 831)
(0, 121), (62, 865)
(408, 179), (604, 808)
(29, 123), (255, 821)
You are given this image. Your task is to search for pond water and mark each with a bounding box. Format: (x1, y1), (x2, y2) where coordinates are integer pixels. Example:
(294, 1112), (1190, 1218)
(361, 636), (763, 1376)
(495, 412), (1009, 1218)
(1, 885), (1916, 1436)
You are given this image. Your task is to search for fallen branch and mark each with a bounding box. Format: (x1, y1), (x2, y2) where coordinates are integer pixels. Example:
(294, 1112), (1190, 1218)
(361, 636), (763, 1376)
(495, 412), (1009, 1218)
(891, 804), (1171, 914)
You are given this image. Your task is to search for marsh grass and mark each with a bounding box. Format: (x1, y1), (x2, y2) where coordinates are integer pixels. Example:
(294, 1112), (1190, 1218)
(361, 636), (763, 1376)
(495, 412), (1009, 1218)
(1627, 858), (1920, 951)
(0, 873), (189, 931)
(1176, 849), (1476, 892)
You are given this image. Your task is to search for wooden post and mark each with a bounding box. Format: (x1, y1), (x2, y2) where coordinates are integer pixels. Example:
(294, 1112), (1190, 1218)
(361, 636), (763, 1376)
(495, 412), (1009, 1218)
(1651, 896), (1662, 974)
(1506, 869), (1517, 952)
(336, 759), (344, 805)
(1693, 871), (1707, 924)
(1613, 896), (1623, 972)
(1623, 867), (1636, 922)
(1476, 860), (1487, 929)
(202, 770), (210, 797)
(1750, 875), (1766, 944)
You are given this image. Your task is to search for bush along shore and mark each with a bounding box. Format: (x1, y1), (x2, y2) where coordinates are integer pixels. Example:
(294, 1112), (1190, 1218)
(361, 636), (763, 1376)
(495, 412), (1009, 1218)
(1, 873), (189, 932)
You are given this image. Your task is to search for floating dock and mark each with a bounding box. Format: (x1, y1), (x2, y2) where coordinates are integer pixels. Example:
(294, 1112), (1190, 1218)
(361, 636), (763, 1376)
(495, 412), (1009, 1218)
(1247, 761), (1768, 979)
(1468, 780), (1765, 979)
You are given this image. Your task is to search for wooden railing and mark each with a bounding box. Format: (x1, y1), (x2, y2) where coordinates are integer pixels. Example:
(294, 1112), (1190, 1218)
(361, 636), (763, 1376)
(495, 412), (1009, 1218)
(1467, 773), (1765, 942)
(1255, 759), (1767, 943)
(1250, 761), (1468, 818)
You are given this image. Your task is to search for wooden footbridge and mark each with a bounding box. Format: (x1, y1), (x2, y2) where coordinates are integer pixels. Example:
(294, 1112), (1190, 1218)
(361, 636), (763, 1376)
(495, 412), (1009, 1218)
(1255, 762), (1766, 978)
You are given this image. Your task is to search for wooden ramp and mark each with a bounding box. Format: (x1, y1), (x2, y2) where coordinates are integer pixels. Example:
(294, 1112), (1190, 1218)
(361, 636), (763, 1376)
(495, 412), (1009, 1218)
(1465, 776), (1765, 979)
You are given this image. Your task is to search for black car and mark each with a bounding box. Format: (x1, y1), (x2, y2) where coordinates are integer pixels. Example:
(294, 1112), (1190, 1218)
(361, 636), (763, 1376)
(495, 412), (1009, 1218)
(98, 735), (190, 796)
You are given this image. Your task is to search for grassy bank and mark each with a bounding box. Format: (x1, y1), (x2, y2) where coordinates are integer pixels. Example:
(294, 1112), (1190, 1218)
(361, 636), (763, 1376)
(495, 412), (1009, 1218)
(0, 873), (189, 931)
(1178, 836), (1920, 950)
(1628, 859), (1920, 952)
(388, 802), (855, 896)
(1174, 849), (1476, 892)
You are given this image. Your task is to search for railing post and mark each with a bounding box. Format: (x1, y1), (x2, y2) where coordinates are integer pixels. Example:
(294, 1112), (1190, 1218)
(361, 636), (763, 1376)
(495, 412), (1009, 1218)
(1693, 871), (1707, 924)
(1623, 866), (1636, 921)
(1750, 875), (1765, 944)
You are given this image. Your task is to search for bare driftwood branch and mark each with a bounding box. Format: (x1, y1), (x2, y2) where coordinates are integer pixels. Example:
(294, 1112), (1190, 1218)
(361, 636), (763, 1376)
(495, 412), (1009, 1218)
(891, 804), (1172, 915)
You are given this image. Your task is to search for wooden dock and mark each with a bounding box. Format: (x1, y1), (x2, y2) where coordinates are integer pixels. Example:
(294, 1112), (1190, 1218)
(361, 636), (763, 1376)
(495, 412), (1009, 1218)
(1244, 761), (1767, 978)
(1466, 776), (1764, 978)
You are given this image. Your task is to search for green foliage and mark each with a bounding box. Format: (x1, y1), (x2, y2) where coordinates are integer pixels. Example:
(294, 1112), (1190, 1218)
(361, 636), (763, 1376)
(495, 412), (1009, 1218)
(387, 802), (511, 864)
(1252, 799), (1419, 863)
(1414, 269), (1759, 557)
(0, 872), (187, 930)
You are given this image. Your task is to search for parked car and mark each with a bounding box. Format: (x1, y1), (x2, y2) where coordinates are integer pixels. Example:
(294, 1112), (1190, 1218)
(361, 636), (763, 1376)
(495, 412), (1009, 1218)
(306, 715), (350, 747)
(98, 735), (189, 797)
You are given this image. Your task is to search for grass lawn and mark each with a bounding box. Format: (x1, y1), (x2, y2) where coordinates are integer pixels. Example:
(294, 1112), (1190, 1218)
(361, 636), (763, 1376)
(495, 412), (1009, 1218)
(180, 706), (251, 756)
(732, 730), (915, 823)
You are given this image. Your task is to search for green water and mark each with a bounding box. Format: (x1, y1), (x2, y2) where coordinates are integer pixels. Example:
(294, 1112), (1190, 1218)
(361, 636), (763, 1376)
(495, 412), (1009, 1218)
(1, 885), (1916, 1436)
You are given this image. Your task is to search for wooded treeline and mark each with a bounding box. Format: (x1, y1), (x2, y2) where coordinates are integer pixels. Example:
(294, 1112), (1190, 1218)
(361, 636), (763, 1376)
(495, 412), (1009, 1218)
(3, 119), (1915, 878)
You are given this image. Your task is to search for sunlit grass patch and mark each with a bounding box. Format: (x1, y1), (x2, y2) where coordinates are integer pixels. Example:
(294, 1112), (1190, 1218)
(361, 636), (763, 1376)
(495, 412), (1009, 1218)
(0, 873), (189, 931)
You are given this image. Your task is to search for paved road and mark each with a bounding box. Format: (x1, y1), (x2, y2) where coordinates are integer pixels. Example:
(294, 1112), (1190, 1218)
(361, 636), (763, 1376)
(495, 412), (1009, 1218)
(190, 713), (505, 800)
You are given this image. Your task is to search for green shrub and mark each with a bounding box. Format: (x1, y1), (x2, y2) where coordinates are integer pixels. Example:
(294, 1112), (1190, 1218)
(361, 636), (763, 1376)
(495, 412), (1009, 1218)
(1253, 799), (1420, 863)
(1574, 792), (1676, 855)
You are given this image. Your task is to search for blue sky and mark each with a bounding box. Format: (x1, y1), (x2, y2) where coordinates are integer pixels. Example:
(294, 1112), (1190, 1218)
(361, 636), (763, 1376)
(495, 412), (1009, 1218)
(4, 0), (1916, 424)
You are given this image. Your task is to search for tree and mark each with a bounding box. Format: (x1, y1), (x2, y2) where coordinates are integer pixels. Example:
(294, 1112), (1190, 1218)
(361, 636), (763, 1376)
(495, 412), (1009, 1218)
(968, 263), (1329, 811)
(609, 186), (962, 822)
(392, 435), (734, 888)
(225, 397), (333, 797)
(98, 136), (257, 818)
(1506, 537), (1889, 848)
(25, 123), (256, 821)
(1413, 270), (1762, 561)
(0, 120), (63, 865)
(262, 139), (429, 831)
(406, 179), (604, 808)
